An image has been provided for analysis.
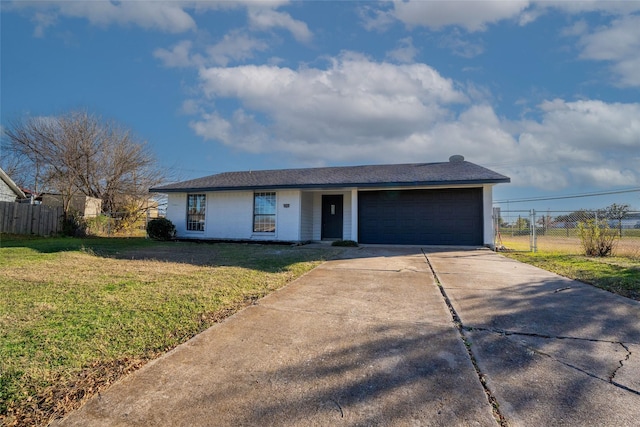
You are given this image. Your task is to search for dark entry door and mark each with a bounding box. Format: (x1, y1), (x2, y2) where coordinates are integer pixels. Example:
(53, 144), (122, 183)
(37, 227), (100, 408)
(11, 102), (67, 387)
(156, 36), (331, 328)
(322, 195), (343, 240)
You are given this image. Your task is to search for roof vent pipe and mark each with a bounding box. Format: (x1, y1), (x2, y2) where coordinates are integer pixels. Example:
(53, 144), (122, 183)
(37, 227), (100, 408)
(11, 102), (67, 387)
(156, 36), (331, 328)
(449, 155), (465, 163)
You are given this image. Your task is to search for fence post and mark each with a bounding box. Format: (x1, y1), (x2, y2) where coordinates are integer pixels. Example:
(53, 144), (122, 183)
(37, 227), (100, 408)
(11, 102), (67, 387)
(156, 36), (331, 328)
(530, 209), (537, 253)
(145, 210), (150, 239)
(492, 207), (500, 250)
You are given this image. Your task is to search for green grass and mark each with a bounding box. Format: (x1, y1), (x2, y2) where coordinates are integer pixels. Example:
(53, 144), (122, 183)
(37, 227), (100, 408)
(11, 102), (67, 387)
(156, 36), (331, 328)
(0, 235), (337, 426)
(503, 251), (640, 301)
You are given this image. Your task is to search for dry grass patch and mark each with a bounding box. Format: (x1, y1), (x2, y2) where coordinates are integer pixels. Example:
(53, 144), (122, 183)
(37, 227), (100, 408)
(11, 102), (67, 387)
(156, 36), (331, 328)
(0, 236), (337, 426)
(499, 235), (640, 258)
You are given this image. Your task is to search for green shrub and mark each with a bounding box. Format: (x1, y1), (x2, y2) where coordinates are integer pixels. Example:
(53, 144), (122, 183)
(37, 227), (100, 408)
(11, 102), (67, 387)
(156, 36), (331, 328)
(331, 240), (358, 247)
(61, 212), (87, 237)
(577, 219), (618, 257)
(85, 214), (111, 236)
(146, 218), (176, 241)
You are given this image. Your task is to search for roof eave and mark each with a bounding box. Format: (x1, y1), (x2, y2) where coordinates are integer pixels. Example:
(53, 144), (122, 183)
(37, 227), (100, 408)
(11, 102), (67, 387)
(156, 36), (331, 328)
(149, 178), (510, 193)
(0, 168), (27, 199)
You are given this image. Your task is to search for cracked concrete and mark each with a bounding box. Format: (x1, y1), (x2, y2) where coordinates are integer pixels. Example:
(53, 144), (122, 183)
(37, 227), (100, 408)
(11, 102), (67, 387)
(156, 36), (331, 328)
(613, 343), (640, 393)
(53, 246), (640, 427)
(425, 248), (640, 426)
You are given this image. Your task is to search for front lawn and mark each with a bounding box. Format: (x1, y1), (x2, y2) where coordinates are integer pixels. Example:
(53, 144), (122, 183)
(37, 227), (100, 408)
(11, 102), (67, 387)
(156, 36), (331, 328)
(503, 251), (640, 301)
(0, 236), (337, 427)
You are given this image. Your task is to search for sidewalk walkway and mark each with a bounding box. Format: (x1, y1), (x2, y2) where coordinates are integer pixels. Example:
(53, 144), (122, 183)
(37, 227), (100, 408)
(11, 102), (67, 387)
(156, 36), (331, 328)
(54, 247), (640, 426)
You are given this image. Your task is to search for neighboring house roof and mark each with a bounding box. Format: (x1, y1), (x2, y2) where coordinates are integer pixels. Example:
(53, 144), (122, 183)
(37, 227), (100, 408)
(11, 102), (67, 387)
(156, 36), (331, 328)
(150, 156), (510, 193)
(0, 167), (27, 199)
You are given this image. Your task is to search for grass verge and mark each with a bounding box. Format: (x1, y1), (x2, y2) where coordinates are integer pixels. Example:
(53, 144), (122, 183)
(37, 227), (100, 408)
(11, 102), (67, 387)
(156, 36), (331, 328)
(0, 235), (338, 427)
(502, 251), (640, 301)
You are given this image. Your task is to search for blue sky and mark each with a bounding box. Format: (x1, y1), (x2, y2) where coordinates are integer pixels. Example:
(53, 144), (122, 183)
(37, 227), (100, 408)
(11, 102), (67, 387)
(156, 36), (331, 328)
(2, 0), (639, 211)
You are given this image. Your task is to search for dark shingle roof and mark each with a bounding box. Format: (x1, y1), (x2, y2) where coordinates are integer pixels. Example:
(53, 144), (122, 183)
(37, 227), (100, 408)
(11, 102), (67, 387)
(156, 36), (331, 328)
(150, 158), (510, 193)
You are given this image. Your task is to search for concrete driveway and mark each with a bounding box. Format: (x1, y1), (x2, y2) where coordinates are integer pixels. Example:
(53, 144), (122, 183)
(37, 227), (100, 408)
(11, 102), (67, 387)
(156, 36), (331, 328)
(424, 248), (640, 426)
(54, 247), (640, 426)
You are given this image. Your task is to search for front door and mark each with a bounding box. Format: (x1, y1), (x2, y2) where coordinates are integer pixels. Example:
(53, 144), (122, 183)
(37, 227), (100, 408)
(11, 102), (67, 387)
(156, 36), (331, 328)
(321, 195), (343, 240)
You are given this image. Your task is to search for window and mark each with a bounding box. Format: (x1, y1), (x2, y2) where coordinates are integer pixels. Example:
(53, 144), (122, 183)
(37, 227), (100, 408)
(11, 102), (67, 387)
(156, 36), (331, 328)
(253, 192), (276, 232)
(187, 194), (206, 231)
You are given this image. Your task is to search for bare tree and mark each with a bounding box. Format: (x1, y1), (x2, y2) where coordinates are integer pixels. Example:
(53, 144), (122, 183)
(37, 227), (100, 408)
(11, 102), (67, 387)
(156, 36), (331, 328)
(0, 146), (34, 192)
(3, 111), (165, 227)
(605, 203), (630, 238)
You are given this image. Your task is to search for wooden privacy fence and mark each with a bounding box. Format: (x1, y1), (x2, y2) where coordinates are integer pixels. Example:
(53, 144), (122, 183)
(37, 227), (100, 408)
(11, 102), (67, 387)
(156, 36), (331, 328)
(0, 201), (63, 236)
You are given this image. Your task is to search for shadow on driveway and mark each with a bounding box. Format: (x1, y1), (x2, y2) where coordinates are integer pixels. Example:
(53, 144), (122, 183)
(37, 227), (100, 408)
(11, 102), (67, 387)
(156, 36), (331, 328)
(54, 246), (640, 426)
(54, 246), (496, 426)
(425, 248), (640, 426)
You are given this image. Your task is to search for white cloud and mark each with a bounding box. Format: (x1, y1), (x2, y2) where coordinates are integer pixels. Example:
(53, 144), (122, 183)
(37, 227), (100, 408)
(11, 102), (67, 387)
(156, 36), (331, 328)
(576, 14), (640, 87)
(389, 0), (530, 32)
(535, 99), (640, 151)
(154, 31), (272, 68)
(569, 165), (637, 188)
(180, 99), (202, 115)
(197, 53), (466, 126)
(509, 99), (640, 188)
(18, 1), (197, 34)
(247, 7), (312, 42)
(362, 0), (640, 33)
(386, 37), (418, 63)
(190, 112), (232, 145)
(31, 11), (58, 37)
(363, 0), (640, 87)
(154, 40), (203, 68)
(610, 56), (640, 87)
(578, 16), (640, 61)
(359, 3), (397, 32)
(537, 1), (640, 15)
(413, 104), (520, 164)
(561, 19), (588, 37)
(11, 0), (312, 42)
(438, 30), (484, 58)
(190, 53), (639, 189)
(193, 0), (291, 12)
(206, 30), (270, 66)
(191, 53), (468, 157)
(517, 7), (545, 26)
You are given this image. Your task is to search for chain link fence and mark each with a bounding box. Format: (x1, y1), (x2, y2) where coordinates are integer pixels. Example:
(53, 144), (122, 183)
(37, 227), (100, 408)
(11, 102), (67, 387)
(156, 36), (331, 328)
(494, 208), (640, 257)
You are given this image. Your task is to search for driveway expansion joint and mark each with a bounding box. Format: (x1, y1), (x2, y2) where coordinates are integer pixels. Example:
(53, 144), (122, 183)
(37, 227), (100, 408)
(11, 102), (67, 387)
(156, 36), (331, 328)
(421, 250), (507, 426)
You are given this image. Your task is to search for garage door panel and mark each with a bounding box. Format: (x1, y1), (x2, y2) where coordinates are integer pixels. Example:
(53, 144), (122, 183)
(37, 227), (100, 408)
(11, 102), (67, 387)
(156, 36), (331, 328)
(358, 188), (483, 245)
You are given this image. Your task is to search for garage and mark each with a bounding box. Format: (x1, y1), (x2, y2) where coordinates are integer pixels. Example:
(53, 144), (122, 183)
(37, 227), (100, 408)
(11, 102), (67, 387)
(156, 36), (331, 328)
(358, 188), (483, 245)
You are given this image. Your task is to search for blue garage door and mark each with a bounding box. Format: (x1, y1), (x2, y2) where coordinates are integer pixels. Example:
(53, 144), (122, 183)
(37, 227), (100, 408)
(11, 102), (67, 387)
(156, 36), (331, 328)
(358, 188), (483, 245)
